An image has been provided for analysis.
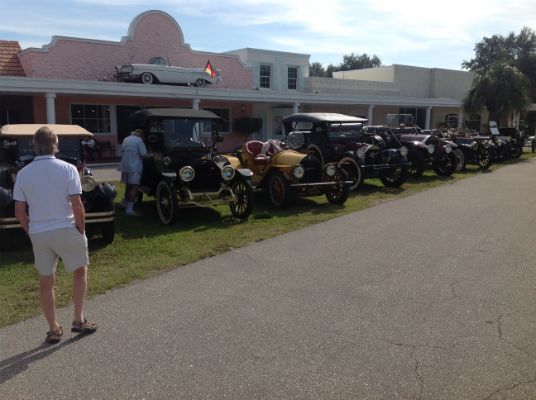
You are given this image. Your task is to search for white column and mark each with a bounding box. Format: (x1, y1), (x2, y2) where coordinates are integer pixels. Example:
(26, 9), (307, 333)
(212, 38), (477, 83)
(425, 107), (432, 130)
(192, 98), (200, 110)
(45, 93), (56, 124)
(367, 105), (375, 125)
(458, 109), (463, 129)
(292, 102), (300, 114)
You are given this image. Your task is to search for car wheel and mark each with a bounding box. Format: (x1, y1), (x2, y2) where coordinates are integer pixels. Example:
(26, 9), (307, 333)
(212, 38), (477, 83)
(194, 78), (207, 88)
(496, 144), (510, 162)
(101, 222), (115, 244)
(478, 148), (492, 169)
(339, 156), (363, 191)
(511, 144), (523, 159)
(268, 171), (292, 209)
(325, 171), (350, 205)
(407, 150), (425, 177)
(229, 178), (253, 219)
(156, 180), (177, 224)
(453, 148), (466, 172)
(141, 72), (154, 84)
(380, 165), (407, 187)
(433, 152), (457, 176)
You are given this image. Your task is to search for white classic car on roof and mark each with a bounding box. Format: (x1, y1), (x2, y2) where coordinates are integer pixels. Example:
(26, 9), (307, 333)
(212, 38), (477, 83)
(115, 56), (222, 88)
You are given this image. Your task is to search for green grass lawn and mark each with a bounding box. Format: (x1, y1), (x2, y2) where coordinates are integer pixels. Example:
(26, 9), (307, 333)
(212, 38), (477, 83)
(1, 153), (535, 328)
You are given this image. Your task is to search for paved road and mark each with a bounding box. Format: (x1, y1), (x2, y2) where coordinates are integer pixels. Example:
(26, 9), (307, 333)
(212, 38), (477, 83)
(2, 160), (536, 399)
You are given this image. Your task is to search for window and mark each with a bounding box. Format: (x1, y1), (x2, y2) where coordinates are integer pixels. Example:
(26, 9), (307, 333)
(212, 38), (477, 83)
(260, 64), (271, 89)
(71, 104), (110, 133)
(399, 107), (426, 128)
(204, 108), (231, 132)
(288, 67), (298, 90)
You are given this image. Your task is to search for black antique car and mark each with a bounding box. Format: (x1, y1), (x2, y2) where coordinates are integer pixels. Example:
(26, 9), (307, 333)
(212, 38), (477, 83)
(0, 124), (117, 249)
(281, 113), (409, 190)
(128, 108), (254, 224)
(434, 129), (493, 171)
(383, 114), (457, 177)
(496, 127), (524, 159)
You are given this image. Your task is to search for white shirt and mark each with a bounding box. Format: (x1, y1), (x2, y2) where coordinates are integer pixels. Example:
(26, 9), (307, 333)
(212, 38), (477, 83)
(118, 134), (147, 174)
(13, 155), (82, 234)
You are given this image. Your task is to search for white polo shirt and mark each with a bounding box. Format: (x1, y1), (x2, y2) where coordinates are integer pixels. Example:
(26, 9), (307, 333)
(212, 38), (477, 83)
(13, 155), (82, 234)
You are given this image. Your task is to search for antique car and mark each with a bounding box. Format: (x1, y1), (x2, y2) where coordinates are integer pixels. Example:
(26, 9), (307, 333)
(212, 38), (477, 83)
(281, 113), (409, 190)
(235, 139), (350, 208)
(0, 124), (117, 249)
(434, 129), (493, 171)
(497, 127), (524, 159)
(128, 108), (253, 224)
(383, 114), (457, 177)
(115, 56), (222, 88)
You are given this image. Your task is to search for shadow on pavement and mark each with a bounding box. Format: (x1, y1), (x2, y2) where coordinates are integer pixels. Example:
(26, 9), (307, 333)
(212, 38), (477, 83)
(0, 335), (84, 384)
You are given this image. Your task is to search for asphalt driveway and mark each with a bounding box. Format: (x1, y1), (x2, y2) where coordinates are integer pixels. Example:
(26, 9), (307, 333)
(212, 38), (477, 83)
(1, 159), (536, 399)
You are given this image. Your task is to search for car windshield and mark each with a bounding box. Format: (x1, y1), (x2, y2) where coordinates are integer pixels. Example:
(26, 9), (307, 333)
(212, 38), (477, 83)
(148, 57), (168, 66)
(159, 118), (213, 147)
(328, 123), (363, 140)
(13, 136), (81, 159)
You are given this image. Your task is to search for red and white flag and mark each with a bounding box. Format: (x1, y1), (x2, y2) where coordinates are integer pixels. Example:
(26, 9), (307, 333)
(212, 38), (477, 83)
(205, 60), (217, 78)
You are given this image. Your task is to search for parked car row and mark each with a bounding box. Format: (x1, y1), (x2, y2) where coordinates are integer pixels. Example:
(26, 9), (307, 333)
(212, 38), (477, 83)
(0, 111), (530, 249)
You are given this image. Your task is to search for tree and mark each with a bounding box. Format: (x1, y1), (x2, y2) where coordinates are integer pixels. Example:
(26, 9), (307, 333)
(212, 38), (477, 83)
(339, 53), (382, 71)
(463, 62), (529, 125)
(463, 27), (536, 100)
(309, 62), (326, 77)
(309, 52), (382, 79)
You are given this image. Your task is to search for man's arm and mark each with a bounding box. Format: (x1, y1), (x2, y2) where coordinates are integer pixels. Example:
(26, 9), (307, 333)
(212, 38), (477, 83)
(69, 194), (85, 234)
(14, 201), (29, 234)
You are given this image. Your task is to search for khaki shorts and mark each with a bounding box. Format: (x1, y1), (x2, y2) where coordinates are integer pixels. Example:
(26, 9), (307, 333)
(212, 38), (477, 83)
(121, 172), (141, 185)
(29, 227), (89, 276)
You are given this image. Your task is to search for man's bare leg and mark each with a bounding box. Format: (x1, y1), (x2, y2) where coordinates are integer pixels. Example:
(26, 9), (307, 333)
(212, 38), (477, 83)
(39, 274), (61, 332)
(72, 266), (87, 323)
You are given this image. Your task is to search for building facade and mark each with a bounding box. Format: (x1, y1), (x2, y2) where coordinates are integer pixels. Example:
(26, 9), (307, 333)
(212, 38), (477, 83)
(0, 10), (472, 155)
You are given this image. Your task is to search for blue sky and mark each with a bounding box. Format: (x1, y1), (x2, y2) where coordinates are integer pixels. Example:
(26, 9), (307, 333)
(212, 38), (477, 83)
(1, 0), (535, 71)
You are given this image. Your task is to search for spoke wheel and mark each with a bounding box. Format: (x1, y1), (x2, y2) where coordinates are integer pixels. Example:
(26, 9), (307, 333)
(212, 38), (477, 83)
(325, 172), (350, 205)
(229, 179), (253, 219)
(141, 72), (154, 84)
(380, 165), (407, 187)
(195, 78), (207, 88)
(433, 152), (457, 176)
(156, 181), (177, 224)
(407, 151), (425, 177)
(339, 157), (363, 191)
(268, 171), (291, 209)
(510, 145), (522, 159)
(478, 149), (492, 169)
(453, 149), (466, 172)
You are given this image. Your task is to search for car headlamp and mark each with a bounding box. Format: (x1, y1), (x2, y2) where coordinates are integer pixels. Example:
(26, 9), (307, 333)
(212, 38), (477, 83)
(324, 164), (337, 177)
(179, 166), (195, 182)
(163, 157), (172, 166)
(427, 144), (435, 154)
(483, 141), (490, 148)
(444, 144), (452, 153)
(81, 176), (96, 192)
(399, 146), (408, 157)
(292, 165), (305, 179)
(221, 165), (235, 181)
(82, 139), (96, 149)
(356, 148), (366, 160)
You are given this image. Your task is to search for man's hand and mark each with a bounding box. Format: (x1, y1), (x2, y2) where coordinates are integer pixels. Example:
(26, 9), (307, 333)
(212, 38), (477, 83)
(14, 201), (29, 234)
(69, 194), (86, 235)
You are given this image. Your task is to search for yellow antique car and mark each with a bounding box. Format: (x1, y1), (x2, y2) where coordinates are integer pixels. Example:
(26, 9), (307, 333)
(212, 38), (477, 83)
(229, 140), (350, 208)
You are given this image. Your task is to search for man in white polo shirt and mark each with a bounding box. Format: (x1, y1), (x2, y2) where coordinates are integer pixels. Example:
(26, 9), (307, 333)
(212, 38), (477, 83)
(13, 126), (97, 344)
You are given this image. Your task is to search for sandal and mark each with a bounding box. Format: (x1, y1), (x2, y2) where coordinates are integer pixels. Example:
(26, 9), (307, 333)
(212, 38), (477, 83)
(45, 326), (63, 344)
(71, 318), (97, 334)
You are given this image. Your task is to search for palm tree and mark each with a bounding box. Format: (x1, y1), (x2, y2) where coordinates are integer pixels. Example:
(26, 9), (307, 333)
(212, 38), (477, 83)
(464, 62), (530, 125)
